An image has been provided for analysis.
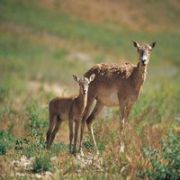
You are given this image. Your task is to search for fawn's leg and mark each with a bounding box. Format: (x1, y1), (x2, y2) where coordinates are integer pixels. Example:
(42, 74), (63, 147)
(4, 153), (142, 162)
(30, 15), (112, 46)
(72, 119), (80, 154)
(68, 119), (74, 153)
(47, 116), (61, 148)
(46, 114), (56, 149)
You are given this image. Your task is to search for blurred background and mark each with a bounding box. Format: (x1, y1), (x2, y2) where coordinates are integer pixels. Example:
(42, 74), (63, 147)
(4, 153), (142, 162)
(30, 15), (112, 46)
(0, 0), (180, 179)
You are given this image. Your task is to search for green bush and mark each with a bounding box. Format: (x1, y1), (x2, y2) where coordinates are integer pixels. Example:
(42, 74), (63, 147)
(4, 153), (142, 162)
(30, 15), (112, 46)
(15, 137), (45, 158)
(26, 101), (47, 137)
(15, 138), (68, 158)
(0, 144), (6, 155)
(141, 132), (180, 180)
(32, 154), (54, 173)
(0, 130), (15, 155)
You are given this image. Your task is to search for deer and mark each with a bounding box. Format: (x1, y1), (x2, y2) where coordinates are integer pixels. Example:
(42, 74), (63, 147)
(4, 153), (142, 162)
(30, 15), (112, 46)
(46, 74), (95, 154)
(79, 41), (156, 155)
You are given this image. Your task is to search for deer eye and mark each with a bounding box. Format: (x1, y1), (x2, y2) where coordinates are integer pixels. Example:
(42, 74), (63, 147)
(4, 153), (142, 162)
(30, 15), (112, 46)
(140, 50), (144, 56)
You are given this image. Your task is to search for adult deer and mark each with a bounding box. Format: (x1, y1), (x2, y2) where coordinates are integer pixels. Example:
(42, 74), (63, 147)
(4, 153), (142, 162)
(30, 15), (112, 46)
(46, 74), (95, 154)
(80, 41), (156, 155)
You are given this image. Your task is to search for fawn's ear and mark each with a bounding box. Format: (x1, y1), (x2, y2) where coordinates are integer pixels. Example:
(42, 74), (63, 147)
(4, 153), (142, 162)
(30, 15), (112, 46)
(150, 42), (156, 49)
(89, 74), (95, 82)
(133, 41), (140, 48)
(73, 75), (79, 82)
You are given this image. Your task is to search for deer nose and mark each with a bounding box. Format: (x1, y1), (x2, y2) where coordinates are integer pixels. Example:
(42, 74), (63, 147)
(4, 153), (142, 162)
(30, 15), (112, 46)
(142, 54), (148, 61)
(83, 89), (87, 94)
(142, 59), (146, 62)
(141, 59), (147, 65)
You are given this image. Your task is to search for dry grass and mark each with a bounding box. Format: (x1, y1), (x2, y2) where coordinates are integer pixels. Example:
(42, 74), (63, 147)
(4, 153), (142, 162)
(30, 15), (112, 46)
(40, 0), (180, 32)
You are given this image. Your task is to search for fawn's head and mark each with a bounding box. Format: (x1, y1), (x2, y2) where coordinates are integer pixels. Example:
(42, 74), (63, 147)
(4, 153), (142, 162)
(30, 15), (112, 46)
(73, 74), (95, 95)
(133, 41), (156, 66)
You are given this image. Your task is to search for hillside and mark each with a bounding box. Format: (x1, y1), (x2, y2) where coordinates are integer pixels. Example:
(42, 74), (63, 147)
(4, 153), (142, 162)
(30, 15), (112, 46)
(45, 0), (180, 31)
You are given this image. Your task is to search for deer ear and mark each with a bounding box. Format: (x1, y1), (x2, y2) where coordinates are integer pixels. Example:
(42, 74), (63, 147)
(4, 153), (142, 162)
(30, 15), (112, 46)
(150, 42), (156, 49)
(133, 41), (140, 48)
(73, 75), (79, 82)
(89, 74), (95, 82)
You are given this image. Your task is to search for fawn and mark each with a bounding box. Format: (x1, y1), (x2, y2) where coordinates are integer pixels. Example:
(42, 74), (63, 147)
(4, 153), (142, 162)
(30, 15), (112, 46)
(46, 74), (95, 154)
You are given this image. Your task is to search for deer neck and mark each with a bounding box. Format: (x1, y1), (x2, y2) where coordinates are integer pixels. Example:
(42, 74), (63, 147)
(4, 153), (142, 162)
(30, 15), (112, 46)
(75, 90), (87, 116)
(132, 62), (147, 91)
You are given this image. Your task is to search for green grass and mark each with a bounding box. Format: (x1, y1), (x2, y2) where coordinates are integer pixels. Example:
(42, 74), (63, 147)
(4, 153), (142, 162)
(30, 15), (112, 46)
(32, 153), (54, 173)
(141, 132), (180, 179)
(0, 130), (15, 155)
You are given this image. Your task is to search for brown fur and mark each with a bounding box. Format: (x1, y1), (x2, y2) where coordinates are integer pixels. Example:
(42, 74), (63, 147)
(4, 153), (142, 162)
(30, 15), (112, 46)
(46, 74), (95, 154)
(79, 42), (156, 155)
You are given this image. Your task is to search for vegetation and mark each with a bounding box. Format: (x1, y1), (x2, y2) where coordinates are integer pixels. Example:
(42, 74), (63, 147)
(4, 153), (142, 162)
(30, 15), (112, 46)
(0, 130), (15, 155)
(142, 132), (180, 179)
(0, 0), (179, 179)
(32, 153), (54, 173)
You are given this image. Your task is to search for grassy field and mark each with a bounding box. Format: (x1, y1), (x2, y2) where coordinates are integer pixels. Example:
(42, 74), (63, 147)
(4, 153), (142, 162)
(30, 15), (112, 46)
(0, 0), (180, 179)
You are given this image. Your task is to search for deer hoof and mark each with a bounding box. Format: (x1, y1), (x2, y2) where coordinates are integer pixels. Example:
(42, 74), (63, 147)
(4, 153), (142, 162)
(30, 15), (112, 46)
(120, 142), (125, 153)
(96, 150), (100, 156)
(80, 150), (84, 157)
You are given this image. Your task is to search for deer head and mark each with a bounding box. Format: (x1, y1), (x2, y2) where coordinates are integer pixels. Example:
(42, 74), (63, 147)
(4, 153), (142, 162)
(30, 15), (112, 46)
(133, 41), (156, 66)
(73, 74), (95, 95)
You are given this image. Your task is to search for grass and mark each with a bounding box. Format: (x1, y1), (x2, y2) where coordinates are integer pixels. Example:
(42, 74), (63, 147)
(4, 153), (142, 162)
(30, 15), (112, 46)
(142, 132), (180, 179)
(0, 130), (15, 155)
(0, 0), (179, 179)
(32, 153), (54, 173)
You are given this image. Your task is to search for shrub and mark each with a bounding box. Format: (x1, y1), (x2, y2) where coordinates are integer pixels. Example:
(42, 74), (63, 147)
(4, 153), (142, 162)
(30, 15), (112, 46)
(0, 130), (15, 155)
(0, 144), (6, 155)
(141, 132), (180, 180)
(26, 101), (47, 137)
(15, 136), (46, 158)
(32, 153), (53, 173)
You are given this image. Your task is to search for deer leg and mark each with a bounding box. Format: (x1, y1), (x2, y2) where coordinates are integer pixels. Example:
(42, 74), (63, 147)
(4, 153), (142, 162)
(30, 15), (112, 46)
(87, 101), (104, 154)
(119, 105), (127, 152)
(46, 126), (53, 149)
(80, 97), (95, 156)
(72, 119), (80, 154)
(120, 106), (126, 131)
(47, 116), (61, 149)
(120, 103), (133, 130)
(46, 114), (56, 149)
(68, 119), (74, 153)
(119, 103), (133, 152)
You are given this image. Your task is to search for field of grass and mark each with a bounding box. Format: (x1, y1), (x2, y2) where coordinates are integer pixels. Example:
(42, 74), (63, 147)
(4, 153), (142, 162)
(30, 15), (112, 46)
(0, 0), (180, 179)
